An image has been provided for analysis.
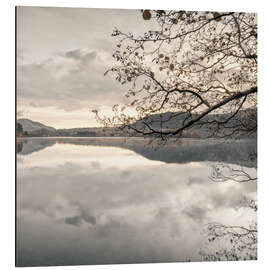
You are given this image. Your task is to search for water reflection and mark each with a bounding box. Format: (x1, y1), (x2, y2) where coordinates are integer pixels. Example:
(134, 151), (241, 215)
(16, 137), (257, 266)
(17, 137), (257, 167)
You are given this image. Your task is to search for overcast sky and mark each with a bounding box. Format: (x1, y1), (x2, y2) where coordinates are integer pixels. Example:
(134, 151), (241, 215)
(17, 6), (154, 128)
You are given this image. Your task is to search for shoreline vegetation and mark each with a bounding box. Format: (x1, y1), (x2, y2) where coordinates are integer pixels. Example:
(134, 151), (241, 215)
(17, 107), (257, 139)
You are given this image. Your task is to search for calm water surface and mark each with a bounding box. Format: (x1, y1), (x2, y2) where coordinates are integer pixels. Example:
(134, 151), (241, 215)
(16, 137), (257, 266)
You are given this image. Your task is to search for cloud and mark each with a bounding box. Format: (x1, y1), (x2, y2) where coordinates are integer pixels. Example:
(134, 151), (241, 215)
(18, 48), (126, 112)
(90, 161), (101, 169)
(210, 185), (256, 211)
(183, 205), (209, 222)
(64, 215), (82, 226)
(65, 49), (97, 62)
(64, 212), (97, 227)
(16, 7), (151, 118)
(17, 110), (25, 117)
(65, 49), (85, 60)
(15, 7), (168, 127)
(186, 177), (203, 186)
(64, 201), (98, 227)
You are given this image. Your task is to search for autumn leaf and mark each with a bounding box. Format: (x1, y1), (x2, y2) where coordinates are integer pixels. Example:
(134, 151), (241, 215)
(169, 63), (174, 71)
(157, 10), (165, 15)
(142, 10), (151, 20)
(213, 12), (222, 22)
(178, 11), (185, 20)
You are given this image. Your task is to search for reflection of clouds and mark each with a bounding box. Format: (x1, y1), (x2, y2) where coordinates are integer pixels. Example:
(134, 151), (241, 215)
(17, 142), (257, 266)
(17, 160), (256, 225)
(64, 215), (82, 226)
(90, 161), (100, 169)
(210, 186), (255, 212)
(183, 205), (210, 223)
(64, 212), (97, 227)
(185, 175), (256, 214)
(63, 201), (97, 227)
(186, 177), (203, 186)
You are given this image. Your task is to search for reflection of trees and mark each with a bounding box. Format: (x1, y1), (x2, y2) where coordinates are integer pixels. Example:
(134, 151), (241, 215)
(202, 161), (257, 261)
(209, 151), (257, 183)
(209, 163), (257, 183)
(17, 137), (256, 168)
(201, 218), (257, 261)
(16, 123), (24, 137)
(16, 141), (23, 153)
(16, 138), (55, 155)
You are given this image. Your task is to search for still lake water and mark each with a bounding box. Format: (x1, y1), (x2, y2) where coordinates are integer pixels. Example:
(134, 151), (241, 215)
(16, 137), (257, 266)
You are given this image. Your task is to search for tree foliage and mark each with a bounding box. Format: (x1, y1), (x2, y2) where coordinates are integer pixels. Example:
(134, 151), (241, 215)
(94, 10), (257, 139)
(209, 150), (257, 182)
(201, 158), (257, 261)
(16, 123), (24, 137)
(200, 200), (257, 261)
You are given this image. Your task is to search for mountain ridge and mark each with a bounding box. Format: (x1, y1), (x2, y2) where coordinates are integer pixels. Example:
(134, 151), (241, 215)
(17, 107), (256, 138)
(17, 118), (56, 132)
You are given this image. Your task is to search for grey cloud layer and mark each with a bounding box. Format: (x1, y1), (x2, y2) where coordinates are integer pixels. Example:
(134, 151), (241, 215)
(18, 48), (126, 111)
(17, 7), (155, 113)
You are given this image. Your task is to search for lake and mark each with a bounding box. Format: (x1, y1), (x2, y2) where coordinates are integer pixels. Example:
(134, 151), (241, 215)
(16, 137), (257, 266)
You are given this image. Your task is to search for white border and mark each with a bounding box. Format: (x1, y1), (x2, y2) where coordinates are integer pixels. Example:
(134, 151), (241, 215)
(2, 0), (270, 269)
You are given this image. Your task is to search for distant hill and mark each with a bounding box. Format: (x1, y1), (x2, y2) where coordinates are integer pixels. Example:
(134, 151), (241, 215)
(131, 108), (257, 138)
(17, 118), (56, 133)
(17, 107), (256, 139)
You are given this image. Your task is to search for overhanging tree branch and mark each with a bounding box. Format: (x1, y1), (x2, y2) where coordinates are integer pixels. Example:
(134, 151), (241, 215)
(95, 10), (257, 139)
